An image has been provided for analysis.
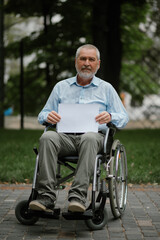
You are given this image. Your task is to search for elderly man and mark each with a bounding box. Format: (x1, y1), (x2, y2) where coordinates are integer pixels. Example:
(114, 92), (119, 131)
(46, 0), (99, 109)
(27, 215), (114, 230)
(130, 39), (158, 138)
(29, 44), (129, 213)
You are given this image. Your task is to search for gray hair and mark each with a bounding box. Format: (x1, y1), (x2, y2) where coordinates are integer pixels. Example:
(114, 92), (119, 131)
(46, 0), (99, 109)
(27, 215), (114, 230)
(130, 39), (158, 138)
(75, 44), (100, 60)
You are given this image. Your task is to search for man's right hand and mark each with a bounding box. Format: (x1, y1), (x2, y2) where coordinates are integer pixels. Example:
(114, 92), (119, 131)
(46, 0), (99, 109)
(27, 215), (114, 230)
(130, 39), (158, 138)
(47, 111), (61, 124)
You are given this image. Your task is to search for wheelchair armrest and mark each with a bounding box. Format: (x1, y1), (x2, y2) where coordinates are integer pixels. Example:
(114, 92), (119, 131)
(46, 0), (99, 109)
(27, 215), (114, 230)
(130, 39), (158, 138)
(103, 122), (117, 154)
(43, 122), (56, 132)
(43, 122), (56, 127)
(107, 122), (117, 130)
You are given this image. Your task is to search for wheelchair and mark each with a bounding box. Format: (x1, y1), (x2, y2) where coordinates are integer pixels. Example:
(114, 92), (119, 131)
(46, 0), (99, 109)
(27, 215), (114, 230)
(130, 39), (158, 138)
(15, 122), (128, 230)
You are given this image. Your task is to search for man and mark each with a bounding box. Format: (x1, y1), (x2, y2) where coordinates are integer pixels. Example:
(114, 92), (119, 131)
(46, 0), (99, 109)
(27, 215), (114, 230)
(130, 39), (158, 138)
(29, 44), (129, 213)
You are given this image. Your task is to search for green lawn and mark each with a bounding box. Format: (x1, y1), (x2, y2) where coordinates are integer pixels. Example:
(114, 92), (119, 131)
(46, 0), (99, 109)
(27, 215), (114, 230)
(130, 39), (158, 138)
(0, 128), (160, 184)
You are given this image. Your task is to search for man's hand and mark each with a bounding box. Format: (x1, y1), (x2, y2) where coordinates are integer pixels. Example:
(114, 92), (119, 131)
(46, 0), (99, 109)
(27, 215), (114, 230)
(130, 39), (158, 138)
(95, 111), (111, 124)
(47, 111), (61, 124)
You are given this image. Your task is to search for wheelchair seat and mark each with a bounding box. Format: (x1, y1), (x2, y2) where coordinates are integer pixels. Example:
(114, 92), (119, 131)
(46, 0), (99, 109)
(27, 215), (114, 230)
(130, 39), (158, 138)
(59, 156), (79, 162)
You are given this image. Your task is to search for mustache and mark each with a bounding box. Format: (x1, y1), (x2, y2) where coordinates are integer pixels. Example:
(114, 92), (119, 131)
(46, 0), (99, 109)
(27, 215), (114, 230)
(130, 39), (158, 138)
(81, 66), (91, 70)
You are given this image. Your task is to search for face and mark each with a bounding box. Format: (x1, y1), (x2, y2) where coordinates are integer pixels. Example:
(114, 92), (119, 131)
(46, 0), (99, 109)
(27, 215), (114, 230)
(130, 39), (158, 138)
(75, 48), (100, 80)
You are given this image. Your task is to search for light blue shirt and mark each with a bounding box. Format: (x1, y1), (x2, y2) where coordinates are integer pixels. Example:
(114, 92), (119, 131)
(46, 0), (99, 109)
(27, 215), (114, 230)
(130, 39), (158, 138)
(38, 76), (129, 132)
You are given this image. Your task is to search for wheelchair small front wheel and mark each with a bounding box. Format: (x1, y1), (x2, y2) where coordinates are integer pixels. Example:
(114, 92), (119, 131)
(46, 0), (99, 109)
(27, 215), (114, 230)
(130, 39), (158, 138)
(15, 200), (39, 225)
(85, 203), (107, 230)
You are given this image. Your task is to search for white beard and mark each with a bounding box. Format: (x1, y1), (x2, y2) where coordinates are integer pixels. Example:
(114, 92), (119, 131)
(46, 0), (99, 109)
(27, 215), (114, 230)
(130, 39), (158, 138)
(77, 71), (95, 79)
(75, 64), (99, 80)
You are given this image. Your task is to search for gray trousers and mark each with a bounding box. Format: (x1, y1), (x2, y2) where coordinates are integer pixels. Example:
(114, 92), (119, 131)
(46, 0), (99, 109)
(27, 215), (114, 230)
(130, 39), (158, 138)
(36, 131), (104, 204)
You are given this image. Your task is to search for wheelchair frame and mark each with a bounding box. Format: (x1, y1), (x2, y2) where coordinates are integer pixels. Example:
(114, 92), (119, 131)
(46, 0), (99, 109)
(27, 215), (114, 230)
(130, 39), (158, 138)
(15, 123), (128, 230)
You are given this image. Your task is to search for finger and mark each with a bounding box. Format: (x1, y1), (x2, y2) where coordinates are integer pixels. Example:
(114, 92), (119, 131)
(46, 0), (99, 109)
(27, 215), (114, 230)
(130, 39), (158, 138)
(95, 112), (107, 121)
(48, 115), (60, 123)
(47, 111), (61, 124)
(49, 111), (61, 120)
(96, 112), (111, 124)
(48, 114), (60, 122)
(95, 112), (104, 120)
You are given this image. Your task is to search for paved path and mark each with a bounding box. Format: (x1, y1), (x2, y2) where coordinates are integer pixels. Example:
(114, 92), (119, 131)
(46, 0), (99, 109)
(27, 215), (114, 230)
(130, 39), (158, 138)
(0, 184), (160, 240)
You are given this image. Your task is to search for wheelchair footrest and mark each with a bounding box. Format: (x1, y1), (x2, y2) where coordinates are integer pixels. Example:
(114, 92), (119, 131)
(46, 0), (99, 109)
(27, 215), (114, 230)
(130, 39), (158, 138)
(29, 208), (60, 219)
(62, 209), (93, 220)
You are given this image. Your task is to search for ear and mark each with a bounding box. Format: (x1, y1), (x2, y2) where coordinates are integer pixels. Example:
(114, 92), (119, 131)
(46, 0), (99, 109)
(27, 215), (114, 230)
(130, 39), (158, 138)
(98, 60), (101, 69)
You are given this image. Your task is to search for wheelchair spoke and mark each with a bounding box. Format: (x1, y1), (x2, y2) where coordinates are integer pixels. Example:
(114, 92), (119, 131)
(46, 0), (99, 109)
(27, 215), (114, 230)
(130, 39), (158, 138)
(108, 139), (128, 218)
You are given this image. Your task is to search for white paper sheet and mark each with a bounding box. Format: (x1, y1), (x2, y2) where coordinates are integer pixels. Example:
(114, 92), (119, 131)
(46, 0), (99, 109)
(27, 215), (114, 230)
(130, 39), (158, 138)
(57, 104), (99, 133)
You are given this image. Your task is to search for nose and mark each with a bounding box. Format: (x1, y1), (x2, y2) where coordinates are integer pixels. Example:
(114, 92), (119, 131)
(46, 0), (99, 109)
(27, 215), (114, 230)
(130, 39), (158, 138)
(84, 59), (90, 66)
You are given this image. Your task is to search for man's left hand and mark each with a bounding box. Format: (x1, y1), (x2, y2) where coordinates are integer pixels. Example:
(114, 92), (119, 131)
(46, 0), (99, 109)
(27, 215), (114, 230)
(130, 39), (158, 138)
(95, 111), (111, 124)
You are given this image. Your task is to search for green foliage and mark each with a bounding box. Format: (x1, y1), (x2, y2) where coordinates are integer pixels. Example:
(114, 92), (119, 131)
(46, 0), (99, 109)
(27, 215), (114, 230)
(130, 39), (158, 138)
(4, 0), (160, 113)
(4, 0), (93, 114)
(5, 0), (59, 17)
(121, 63), (159, 105)
(5, 66), (49, 115)
(120, 1), (160, 105)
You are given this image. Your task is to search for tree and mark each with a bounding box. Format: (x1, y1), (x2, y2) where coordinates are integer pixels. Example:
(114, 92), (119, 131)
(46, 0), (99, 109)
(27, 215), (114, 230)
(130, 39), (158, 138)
(3, 0), (160, 116)
(120, 0), (160, 105)
(92, 0), (122, 93)
(4, 0), (92, 115)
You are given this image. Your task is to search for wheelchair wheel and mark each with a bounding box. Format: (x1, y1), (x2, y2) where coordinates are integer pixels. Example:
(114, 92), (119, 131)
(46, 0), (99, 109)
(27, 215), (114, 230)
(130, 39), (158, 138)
(109, 140), (128, 218)
(85, 203), (108, 230)
(15, 200), (39, 225)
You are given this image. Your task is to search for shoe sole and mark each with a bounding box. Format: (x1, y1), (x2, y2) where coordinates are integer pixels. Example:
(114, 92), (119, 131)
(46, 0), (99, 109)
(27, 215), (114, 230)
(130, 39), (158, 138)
(29, 201), (53, 212)
(68, 201), (85, 213)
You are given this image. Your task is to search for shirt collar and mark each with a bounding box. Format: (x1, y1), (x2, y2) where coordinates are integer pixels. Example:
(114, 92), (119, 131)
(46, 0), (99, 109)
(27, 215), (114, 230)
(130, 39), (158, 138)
(68, 75), (100, 87)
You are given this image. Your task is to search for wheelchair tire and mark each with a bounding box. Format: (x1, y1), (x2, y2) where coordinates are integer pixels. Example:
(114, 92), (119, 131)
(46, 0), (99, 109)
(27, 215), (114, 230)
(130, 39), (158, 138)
(15, 200), (39, 225)
(85, 203), (108, 230)
(109, 140), (128, 218)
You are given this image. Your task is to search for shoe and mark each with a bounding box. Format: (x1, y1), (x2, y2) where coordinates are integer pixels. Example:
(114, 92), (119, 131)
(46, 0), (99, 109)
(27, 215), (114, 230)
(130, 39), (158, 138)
(68, 197), (86, 213)
(29, 195), (55, 212)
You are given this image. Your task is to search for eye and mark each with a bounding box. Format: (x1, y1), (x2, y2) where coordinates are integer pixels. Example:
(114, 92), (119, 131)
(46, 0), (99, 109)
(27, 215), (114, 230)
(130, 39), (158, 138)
(79, 56), (96, 62)
(89, 57), (96, 62)
(80, 57), (87, 61)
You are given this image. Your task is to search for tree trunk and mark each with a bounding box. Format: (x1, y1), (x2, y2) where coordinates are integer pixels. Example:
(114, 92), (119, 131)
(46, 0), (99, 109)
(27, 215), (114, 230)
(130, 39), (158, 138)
(44, 11), (51, 88)
(0, 0), (4, 128)
(92, 0), (122, 93)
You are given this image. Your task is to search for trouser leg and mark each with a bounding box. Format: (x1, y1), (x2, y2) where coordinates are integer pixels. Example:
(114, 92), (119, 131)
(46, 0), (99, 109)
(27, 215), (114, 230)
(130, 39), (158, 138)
(36, 131), (77, 201)
(68, 132), (104, 204)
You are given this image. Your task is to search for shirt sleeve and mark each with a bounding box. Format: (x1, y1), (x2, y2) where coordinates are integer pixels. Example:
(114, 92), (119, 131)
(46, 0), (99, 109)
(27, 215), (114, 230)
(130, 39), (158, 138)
(38, 84), (59, 125)
(107, 84), (129, 129)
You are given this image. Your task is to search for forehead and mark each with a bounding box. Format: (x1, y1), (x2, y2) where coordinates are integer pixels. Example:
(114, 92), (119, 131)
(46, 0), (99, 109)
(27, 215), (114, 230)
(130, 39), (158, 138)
(78, 48), (97, 58)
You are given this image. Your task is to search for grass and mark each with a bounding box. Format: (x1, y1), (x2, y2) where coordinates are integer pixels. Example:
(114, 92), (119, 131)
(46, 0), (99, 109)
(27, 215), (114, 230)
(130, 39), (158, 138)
(0, 129), (41, 183)
(116, 129), (160, 184)
(0, 128), (160, 184)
